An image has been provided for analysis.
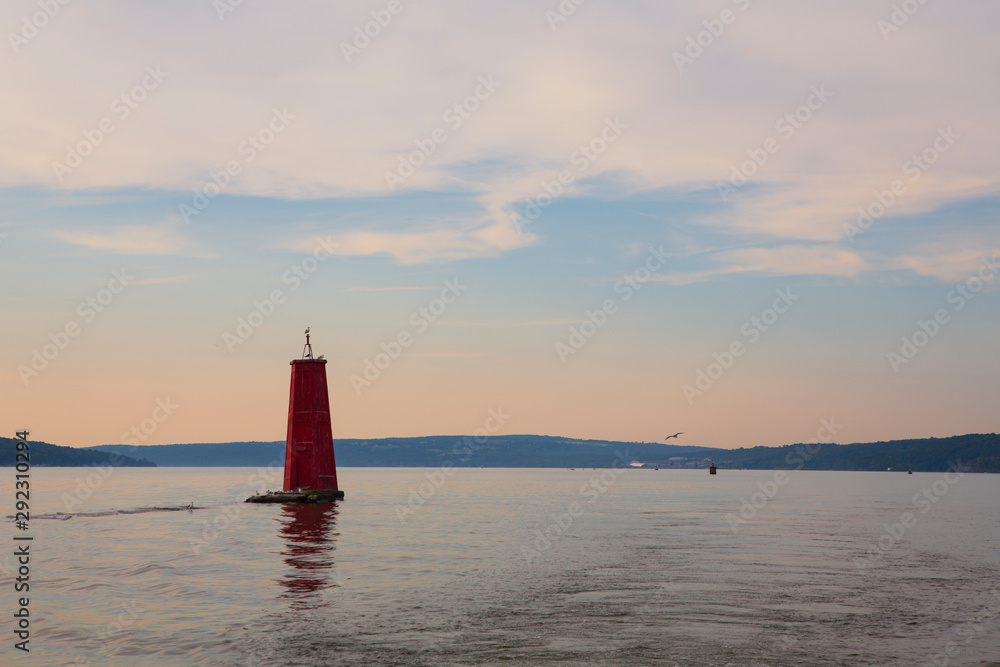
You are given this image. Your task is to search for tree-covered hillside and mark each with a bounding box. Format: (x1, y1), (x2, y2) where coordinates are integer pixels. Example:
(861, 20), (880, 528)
(89, 436), (711, 468)
(0, 437), (155, 467)
(709, 433), (999, 473)
(87, 433), (1000, 472)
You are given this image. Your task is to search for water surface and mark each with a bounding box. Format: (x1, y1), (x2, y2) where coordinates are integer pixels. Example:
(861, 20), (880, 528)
(11, 466), (1000, 666)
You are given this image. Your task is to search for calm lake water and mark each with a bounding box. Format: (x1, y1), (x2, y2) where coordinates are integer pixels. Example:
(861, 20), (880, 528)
(7, 466), (1000, 666)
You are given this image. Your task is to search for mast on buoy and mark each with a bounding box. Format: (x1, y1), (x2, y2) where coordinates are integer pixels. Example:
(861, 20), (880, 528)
(302, 327), (313, 359)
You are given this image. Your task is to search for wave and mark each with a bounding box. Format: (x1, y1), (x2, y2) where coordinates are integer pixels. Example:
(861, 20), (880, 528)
(7, 504), (200, 520)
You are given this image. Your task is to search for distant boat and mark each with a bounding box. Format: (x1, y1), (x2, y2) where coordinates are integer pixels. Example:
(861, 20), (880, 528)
(709, 462), (717, 475)
(908, 469), (913, 474)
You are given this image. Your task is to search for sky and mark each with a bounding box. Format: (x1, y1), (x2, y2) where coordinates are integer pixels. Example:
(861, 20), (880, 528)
(1, 0), (998, 450)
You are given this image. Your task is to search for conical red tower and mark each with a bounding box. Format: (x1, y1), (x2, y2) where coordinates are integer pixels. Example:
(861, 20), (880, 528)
(283, 329), (340, 493)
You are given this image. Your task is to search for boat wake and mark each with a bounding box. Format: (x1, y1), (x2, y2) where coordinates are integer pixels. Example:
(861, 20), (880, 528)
(7, 504), (200, 520)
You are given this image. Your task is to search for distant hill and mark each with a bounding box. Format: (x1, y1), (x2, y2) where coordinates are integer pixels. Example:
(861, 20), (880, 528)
(89, 441), (288, 467)
(0, 437), (155, 467)
(711, 433), (1000, 473)
(88, 436), (712, 468)
(85, 433), (1000, 472)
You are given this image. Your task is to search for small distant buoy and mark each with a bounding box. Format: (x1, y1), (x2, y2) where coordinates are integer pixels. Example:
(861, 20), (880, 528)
(709, 463), (717, 475)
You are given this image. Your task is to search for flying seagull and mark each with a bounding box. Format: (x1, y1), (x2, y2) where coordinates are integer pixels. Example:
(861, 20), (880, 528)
(664, 432), (684, 440)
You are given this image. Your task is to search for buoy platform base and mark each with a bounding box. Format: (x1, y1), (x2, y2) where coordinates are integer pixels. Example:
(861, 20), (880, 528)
(245, 490), (345, 504)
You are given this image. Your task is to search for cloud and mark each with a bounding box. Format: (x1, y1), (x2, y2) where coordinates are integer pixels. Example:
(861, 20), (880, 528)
(342, 286), (434, 292)
(402, 351), (488, 359)
(661, 244), (868, 284)
(435, 319), (581, 327)
(889, 246), (1000, 284)
(3, 0), (997, 272)
(49, 221), (195, 256)
(285, 217), (531, 264)
(136, 274), (196, 285)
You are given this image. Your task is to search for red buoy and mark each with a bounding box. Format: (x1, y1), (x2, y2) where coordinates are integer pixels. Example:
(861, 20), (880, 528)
(283, 329), (340, 493)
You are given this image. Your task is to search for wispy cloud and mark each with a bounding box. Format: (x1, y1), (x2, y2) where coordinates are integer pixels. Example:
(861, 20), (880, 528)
(4, 0), (998, 275)
(136, 275), (196, 286)
(659, 244), (868, 285)
(403, 351), (488, 359)
(342, 286), (434, 293)
(436, 319), (581, 327)
(285, 218), (531, 264)
(889, 245), (1000, 283)
(49, 222), (197, 256)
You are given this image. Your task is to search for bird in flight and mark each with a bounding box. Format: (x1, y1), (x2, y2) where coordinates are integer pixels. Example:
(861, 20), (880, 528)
(664, 432), (684, 440)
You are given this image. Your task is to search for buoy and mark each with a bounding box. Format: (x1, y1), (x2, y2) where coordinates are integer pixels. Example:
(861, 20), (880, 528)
(247, 330), (344, 504)
(709, 462), (717, 475)
(282, 330), (343, 497)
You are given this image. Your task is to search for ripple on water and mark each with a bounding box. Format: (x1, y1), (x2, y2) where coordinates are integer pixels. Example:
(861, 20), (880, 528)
(25, 468), (1000, 666)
